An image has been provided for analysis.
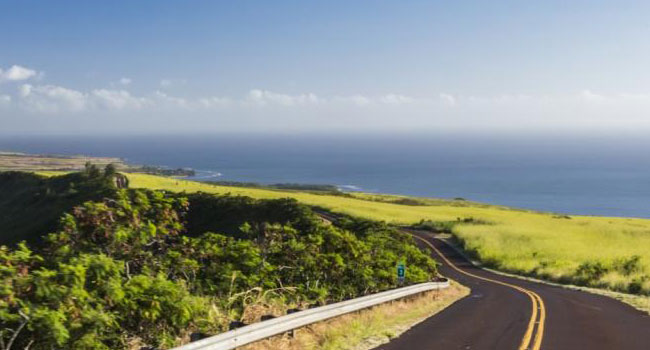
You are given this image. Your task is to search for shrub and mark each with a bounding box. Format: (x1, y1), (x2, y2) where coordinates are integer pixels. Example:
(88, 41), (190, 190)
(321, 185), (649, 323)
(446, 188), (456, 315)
(412, 219), (455, 233)
(575, 261), (609, 286)
(614, 255), (643, 276)
(628, 279), (644, 294)
(0, 187), (438, 349)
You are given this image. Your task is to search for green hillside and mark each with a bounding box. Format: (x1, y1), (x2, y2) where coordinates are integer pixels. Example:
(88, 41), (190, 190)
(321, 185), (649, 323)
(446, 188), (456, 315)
(0, 168), (120, 244)
(0, 171), (437, 349)
(125, 173), (650, 296)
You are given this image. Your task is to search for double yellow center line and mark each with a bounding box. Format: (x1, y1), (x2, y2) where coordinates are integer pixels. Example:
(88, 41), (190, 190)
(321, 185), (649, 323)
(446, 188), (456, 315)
(410, 233), (546, 350)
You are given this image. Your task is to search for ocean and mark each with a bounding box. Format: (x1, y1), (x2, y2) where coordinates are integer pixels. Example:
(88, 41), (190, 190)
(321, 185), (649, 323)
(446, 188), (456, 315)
(1, 133), (649, 218)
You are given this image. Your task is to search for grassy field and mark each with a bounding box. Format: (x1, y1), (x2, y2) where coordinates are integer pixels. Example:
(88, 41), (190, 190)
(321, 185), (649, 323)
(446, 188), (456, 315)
(1, 152), (194, 176)
(125, 173), (650, 295)
(0, 152), (127, 171)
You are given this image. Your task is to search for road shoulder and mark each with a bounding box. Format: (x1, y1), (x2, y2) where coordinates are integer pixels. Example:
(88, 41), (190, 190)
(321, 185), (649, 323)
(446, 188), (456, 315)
(241, 281), (470, 350)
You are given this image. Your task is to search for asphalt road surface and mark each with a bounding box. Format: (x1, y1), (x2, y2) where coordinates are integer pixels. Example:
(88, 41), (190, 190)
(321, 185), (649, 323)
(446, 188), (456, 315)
(374, 231), (650, 350)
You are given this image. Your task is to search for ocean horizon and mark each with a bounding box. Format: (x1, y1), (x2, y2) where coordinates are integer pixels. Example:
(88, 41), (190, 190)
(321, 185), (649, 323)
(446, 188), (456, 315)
(1, 133), (649, 218)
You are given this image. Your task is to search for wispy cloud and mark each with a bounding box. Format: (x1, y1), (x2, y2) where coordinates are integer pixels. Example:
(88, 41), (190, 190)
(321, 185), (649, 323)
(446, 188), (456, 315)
(7, 84), (429, 112)
(380, 94), (415, 105)
(11, 81), (650, 116)
(17, 84), (148, 113)
(6, 65), (650, 134)
(92, 89), (148, 110)
(18, 84), (87, 112)
(198, 96), (232, 108)
(246, 89), (320, 106)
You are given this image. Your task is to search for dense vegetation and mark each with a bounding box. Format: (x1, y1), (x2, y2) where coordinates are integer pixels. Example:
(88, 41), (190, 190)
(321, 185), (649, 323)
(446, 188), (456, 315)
(130, 166), (195, 177)
(0, 169), (437, 349)
(0, 166), (120, 245)
(125, 173), (650, 296)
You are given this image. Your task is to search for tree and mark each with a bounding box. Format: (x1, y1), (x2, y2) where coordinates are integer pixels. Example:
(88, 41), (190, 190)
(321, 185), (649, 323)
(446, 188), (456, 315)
(84, 162), (100, 178)
(104, 164), (117, 177)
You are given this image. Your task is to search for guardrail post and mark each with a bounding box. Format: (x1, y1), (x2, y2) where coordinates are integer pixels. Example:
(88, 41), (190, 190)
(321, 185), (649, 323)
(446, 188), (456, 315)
(229, 321), (246, 331)
(286, 308), (301, 338)
(190, 333), (211, 342)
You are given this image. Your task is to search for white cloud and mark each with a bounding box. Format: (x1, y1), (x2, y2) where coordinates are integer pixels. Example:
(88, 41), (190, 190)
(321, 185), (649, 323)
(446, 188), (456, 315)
(109, 77), (133, 87)
(19, 84), (87, 112)
(158, 79), (187, 89)
(18, 84), (32, 97)
(152, 91), (191, 109)
(380, 94), (415, 105)
(247, 89), (320, 106)
(11, 84), (420, 113)
(341, 95), (371, 106)
(331, 93), (420, 106)
(439, 93), (456, 106)
(17, 85), (147, 112)
(0, 65), (38, 82)
(91, 89), (147, 110)
(198, 96), (232, 108)
(10, 78), (650, 134)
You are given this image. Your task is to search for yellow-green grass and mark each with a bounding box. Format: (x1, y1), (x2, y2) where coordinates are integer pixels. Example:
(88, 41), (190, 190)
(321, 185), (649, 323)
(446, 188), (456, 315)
(124, 173), (650, 295)
(125, 173), (517, 222)
(34, 170), (73, 177)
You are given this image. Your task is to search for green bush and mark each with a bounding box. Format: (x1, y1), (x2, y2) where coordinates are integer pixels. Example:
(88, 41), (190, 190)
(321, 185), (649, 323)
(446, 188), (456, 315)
(575, 261), (609, 286)
(0, 186), (437, 349)
(614, 255), (643, 276)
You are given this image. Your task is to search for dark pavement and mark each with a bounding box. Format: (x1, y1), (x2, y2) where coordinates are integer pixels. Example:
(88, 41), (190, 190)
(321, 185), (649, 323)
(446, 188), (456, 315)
(374, 231), (650, 350)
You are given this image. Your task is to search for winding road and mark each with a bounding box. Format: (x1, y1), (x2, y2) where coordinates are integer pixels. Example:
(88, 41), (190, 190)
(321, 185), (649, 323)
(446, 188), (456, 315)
(374, 230), (650, 350)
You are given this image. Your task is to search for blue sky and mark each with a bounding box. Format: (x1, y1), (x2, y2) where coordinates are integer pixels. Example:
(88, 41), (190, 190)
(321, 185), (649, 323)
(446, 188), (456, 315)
(2, 0), (650, 135)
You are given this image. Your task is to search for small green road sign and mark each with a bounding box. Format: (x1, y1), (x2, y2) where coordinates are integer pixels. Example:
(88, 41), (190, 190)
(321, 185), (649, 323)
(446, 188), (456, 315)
(397, 263), (405, 283)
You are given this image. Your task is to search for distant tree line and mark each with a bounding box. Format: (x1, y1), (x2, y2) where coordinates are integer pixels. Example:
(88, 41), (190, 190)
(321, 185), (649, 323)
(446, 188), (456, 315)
(205, 181), (341, 193)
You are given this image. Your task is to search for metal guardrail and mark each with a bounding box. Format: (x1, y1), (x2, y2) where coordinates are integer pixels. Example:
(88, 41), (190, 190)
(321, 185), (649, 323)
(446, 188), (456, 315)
(173, 280), (449, 350)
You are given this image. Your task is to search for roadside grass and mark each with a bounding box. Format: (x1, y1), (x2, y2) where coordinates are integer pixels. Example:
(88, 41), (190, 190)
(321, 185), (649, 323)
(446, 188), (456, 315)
(494, 268), (650, 315)
(436, 234), (650, 315)
(240, 281), (469, 350)
(124, 173), (650, 296)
